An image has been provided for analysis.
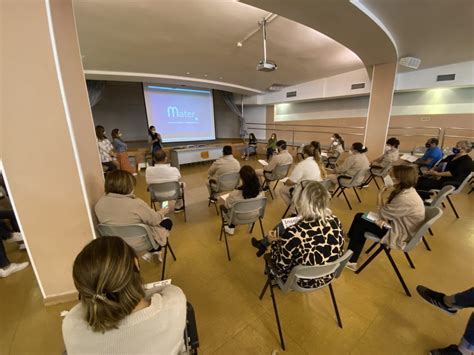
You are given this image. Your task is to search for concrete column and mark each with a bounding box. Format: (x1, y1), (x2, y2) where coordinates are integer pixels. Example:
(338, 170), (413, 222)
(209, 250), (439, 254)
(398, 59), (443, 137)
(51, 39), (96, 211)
(364, 63), (397, 160)
(1, 0), (104, 304)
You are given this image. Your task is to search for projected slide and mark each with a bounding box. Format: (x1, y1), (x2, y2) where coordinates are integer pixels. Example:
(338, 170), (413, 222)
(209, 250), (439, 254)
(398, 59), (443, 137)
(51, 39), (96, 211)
(143, 85), (216, 143)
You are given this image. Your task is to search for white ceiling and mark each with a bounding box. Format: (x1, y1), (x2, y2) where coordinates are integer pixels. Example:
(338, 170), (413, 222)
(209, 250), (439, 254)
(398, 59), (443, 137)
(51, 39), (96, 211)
(74, 0), (474, 94)
(73, 0), (364, 93)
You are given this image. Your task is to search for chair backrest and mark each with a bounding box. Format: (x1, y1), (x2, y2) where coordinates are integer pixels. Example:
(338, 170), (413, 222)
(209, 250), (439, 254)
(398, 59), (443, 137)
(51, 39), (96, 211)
(340, 168), (370, 187)
(268, 163), (291, 181)
(149, 181), (182, 202)
(413, 145), (427, 155)
(373, 164), (392, 177)
(404, 206), (443, 252)
(451, 172), (474, 196)
(227, 196), (267, 225)
(216, 172), (240, 193)
(428, 185), (455, 208)
(97, 223), (159, 252)
(278, 250), (353, 293)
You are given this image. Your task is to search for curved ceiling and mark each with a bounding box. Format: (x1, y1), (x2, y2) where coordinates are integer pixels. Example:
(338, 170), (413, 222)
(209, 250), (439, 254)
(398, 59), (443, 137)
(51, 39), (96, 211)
(73, 0), (364, 94)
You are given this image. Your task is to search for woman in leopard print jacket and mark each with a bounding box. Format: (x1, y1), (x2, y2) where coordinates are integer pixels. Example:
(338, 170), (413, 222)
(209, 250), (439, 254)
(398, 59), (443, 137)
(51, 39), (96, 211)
(269, 181), (344, 288)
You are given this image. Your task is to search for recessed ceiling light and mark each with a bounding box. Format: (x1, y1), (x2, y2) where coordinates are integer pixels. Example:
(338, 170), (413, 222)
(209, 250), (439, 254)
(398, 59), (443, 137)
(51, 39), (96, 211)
(219, 76), (223, 80)
(204, 74), (208, 78)
(186, 72), (191, 75)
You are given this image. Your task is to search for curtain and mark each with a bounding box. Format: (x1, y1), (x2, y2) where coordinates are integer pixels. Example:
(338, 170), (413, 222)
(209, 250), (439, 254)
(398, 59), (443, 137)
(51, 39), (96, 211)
(86, 80), (106, 107)
(222, 91), (247, 138)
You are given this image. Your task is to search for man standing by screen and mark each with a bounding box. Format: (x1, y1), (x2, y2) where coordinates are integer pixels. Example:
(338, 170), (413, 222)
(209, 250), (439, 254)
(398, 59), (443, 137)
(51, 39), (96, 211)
(207, 146), (240, 201)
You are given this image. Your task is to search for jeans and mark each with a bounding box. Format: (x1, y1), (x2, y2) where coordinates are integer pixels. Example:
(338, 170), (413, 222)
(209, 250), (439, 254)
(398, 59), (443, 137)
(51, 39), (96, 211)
(0, 240), (9, 268)
(347, 212), (389, 263)
(102, 161), (117, 172)
(0, 209), (20, 233)
(453, 288), (474, 350)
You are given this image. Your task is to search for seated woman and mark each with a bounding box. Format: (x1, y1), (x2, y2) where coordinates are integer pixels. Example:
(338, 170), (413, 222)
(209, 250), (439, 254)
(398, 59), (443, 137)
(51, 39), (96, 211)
(241, 132), (257, 160)
(95, 170), (172, 258)
(220, 165), (264, 235)
(326, 142), (370, 190)
(62, 237), (187, 355)
(266, 133), (277, 160)
(327, 133), (345, 160)
(345, 165), (425, 270)
(416, 140), (473, 200)
(371, 137), (400, 173)
(253, 181), (344, 288)
(279, 142), (326, 211)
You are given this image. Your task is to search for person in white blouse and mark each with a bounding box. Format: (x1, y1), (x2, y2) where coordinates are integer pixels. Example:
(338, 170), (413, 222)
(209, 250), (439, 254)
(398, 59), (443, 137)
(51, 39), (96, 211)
(63, 236), (187, 355)
(96, 125), (117, 172)
(279, 142), (327, 212)
(146, 150), (185, 213)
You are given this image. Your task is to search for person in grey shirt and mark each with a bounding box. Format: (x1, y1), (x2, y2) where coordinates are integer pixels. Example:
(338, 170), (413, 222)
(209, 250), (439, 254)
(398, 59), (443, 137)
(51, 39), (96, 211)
(207, 145), (240, 200)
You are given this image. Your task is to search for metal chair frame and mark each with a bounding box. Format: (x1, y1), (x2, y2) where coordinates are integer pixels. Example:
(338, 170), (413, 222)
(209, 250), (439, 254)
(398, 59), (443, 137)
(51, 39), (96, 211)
(262, 163), (292, 200)
(208, 172), (241, 214)
(149, 181), (187, 222)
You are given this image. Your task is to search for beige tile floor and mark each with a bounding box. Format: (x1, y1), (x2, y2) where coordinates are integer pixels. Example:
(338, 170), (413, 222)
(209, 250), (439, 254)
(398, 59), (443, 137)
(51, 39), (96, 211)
(1, 157), (473, 354)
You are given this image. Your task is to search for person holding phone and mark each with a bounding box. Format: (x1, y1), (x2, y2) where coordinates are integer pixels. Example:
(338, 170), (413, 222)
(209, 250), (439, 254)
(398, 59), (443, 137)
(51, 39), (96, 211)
(345, 165), (425, 271)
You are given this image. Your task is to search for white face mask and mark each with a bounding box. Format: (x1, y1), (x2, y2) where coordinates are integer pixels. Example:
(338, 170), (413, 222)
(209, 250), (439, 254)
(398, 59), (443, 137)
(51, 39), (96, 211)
(349, 150), (353, 155)
(331, 137), (335, 141)
(384, 145), (391, 152)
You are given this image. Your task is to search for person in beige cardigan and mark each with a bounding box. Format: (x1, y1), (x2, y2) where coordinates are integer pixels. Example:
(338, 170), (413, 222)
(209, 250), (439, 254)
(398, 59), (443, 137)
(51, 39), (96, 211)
(345, 165), (425, 271)
(95, 170), (172, 248)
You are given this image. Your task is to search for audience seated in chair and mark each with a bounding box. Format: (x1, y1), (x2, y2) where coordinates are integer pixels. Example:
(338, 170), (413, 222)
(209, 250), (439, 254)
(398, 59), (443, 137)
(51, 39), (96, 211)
(345, 165), (425, 270)
(146, 149), (185, 213)
(62, 237), (187, 355)
(325, 142), (370, 190)
(95, 170), (172, 256)
(253, 181), (344, 287)
(280, 142), (326, 213)
(370, 137), (400, 173)
(266, 133), (278, 161)
(415, 137), (443, 170)
(206, 145), (240, 201)
(256, 140), (293, 182)
(219, 165), (265, 235)
(240, 132), (258, 160)
(416, 140), (473, 200)
(325, 133), (345, 166)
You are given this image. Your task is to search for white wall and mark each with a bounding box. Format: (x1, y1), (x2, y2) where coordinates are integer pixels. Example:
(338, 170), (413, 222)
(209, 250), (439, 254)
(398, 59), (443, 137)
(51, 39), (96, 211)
(244, 105), (267, 139)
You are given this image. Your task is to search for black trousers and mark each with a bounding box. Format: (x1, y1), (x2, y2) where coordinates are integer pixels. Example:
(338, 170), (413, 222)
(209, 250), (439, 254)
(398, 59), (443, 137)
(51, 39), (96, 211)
(102, 161), (118, 172)
(347, 213), (388, 263)
(0, 209), (20, 233)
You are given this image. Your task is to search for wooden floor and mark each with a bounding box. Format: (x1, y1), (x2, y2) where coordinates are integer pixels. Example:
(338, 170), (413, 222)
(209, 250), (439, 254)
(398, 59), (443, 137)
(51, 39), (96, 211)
(1, 157), (473, 354)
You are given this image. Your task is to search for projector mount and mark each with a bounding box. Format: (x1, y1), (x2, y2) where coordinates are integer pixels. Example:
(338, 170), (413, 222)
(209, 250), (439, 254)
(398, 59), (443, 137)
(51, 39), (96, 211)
(257, 17), (277, 72)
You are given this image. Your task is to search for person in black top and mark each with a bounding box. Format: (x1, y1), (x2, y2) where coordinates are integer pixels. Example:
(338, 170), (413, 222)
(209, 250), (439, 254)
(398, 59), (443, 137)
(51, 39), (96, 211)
(416, 140), (473, 200)
(148, 126), (162, 155)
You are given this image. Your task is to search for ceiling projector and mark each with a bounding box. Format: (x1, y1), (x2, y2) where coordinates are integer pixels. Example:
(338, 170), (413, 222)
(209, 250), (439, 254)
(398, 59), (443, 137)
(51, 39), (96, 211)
(257, 19), (277, 72)
(257, 60), (277, 72)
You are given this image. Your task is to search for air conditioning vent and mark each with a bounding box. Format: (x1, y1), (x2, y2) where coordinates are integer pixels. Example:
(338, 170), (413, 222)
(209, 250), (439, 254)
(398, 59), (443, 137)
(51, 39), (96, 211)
(351, 83), (365, 90)
(267, 83), (287, 92)
(286, 91), (297, 98)
(437, 74), (456, 82)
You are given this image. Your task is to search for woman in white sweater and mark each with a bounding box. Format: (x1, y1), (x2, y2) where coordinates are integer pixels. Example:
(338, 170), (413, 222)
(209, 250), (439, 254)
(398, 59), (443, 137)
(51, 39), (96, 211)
(63, 236), (187, 355)
(345, 165), (425, 270)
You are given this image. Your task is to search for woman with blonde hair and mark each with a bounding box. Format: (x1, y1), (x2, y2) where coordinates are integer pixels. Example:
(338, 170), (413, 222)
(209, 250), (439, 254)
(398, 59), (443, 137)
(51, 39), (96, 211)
(253, 181), (344, 287)
(345, 165), (425, 271)
(111, 128), (136, 175)
(62, 236), (187, 354)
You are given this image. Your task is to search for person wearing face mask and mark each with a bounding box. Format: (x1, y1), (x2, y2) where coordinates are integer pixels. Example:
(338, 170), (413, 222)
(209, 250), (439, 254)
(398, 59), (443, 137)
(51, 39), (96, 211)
(148, 125), (163, 156)
(95, 170), (172, 255)
(256, 140), (293, 182)
(96, 125), (118, 172)
(415, 138), (443, 169)
(326, 142), (370, 190)
(416, 140), (473, 200)
(371, 137), (400, 172)
(345, 165), (425, 271)
(112, 128), (137, 175)
(266, 133), (278, 160)
(327, 133), (345, 159)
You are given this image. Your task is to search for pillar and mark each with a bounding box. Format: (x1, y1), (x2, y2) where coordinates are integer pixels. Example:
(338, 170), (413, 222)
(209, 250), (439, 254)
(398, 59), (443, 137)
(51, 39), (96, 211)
(364, 63), (397, 160)
(1, 0), (104, 304)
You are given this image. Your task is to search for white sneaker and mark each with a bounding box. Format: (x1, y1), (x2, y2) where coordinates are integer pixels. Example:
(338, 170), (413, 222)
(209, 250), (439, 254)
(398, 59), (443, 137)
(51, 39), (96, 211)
(142, 251), (162, 263)
(345, 262), (358, 272)
(224, 225), (235, 235)
(0, 262), (29, 278)
(6, 232), (23, 243)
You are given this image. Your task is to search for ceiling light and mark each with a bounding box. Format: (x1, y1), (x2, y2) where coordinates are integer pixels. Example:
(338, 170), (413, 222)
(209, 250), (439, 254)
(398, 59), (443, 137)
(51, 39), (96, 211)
(186, 72), (191, 75)
(237, 42), (243, 48)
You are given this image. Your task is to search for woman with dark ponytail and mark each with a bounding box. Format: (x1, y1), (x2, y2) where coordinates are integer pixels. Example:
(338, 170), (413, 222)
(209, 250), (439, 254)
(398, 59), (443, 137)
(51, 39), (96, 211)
(326, 142), (370, 189)
(63, 237), (187, 354)
(344, 165), (425, 271)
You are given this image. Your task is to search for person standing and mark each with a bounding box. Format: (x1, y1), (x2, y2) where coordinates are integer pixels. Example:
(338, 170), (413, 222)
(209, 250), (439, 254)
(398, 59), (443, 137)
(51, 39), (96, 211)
(111, 128), (136, 175)
(148, 126), (163, 156)
(96, 125), (117, 172)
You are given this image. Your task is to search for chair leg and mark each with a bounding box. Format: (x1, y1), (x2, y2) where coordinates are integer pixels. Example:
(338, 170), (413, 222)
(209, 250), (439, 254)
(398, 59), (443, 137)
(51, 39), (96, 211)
(422, 236), (432, 251)
(250, 222), (255, 233)
(446, 195), (459, 218)
(268, 186), (274, 200)
(373, 176), (380, 190)
(167, 241), (177, 261)
(268, 278), (285, 350)
(281, 203), (291, 219)
(383, 248), (411, 297)
(161, 244), (168, 280)
(404, 252), (415, 269)
(273, 180), (280, 191)
(328, 283), (342, 328)
(258, 218), (265, 238)
(214, 202), (219, 215)
(428, 227), (434, 236)
(352, 187), (361, 203)
(365, 241), (378, 254)
(182, 191), (187, 223)
(259, 278), (270, 300)
(356, 245), (384, 274)
(223, 231), (231, 261)
(341, 189), (352, 210)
